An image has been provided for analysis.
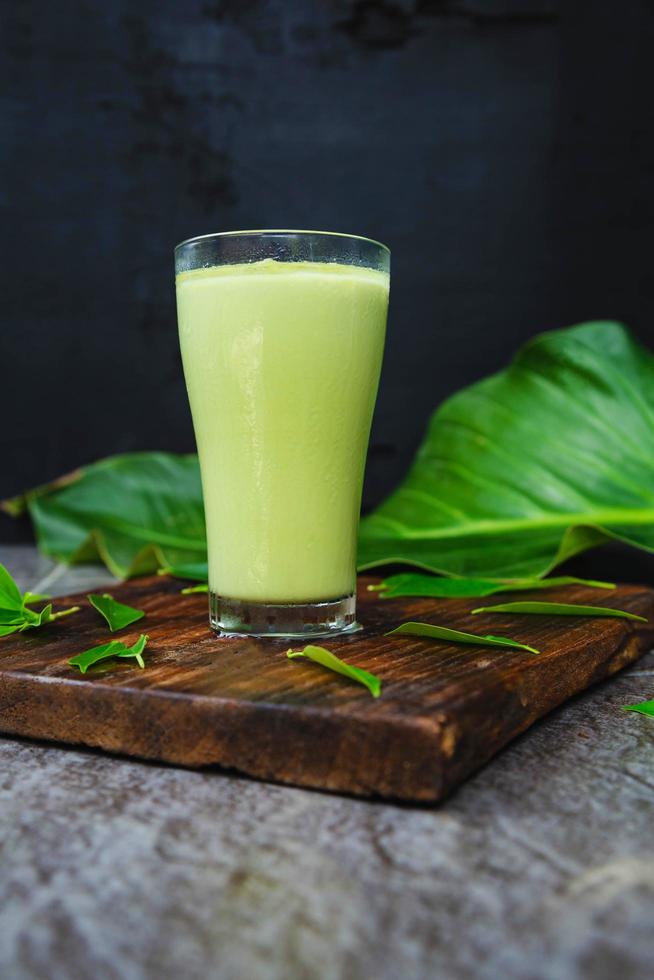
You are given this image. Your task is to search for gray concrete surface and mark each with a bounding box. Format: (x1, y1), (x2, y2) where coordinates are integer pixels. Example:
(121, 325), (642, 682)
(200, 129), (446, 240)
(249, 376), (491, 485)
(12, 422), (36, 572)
(1, 545), (653, 980)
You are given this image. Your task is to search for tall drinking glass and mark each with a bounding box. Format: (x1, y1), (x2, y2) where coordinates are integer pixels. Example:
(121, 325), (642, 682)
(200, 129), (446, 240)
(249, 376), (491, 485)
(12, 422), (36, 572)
(175, 230), (390, 637)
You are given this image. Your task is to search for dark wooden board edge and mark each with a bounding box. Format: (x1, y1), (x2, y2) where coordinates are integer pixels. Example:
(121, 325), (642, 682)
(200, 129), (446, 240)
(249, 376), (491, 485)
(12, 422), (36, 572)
(0, 672), (450, 799)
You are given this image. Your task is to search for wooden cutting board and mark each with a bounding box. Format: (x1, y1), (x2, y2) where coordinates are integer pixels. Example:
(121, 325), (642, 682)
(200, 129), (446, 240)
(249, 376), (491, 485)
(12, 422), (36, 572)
(0, 576), (652, 802)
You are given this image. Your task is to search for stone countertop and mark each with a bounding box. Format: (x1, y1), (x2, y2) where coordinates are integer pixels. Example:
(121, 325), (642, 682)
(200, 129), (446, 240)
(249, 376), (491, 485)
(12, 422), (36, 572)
(1, 545), (653, 980)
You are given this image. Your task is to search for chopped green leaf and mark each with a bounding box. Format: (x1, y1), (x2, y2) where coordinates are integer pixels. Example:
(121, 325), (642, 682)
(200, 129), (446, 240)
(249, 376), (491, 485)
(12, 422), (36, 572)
(181, 583), (208, 594)
(0, 604), (46, 633)
(369, 574), (616, 599)
(0, 561), (79, 638)
(386, 621), (539, 654)
(623, 699), (654, 717)
(29, 604), (54, 626)
(87, 593), (145, 632)
(0, 561), (23, 610)
(0, 608), (30, 625)
(115, 633), (149, 669)
(471, 601), (647, 622)
(68, 640), (124, 674)
(287, 645), (381, 698)
(69, 634), (149, 674)
(0, 623), (23, 637)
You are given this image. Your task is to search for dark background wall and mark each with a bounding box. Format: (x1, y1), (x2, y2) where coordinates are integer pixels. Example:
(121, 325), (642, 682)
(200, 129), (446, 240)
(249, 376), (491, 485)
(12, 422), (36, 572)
(2, 0), (653, 544)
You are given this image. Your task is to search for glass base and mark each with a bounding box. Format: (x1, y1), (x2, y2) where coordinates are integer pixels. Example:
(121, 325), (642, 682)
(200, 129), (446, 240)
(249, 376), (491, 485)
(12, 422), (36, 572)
(209, 591), (357, 638)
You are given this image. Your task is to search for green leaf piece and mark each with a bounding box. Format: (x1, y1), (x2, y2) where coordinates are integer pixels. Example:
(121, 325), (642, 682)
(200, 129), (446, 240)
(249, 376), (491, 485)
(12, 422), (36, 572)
(3, 453), (206, 579)
(0, 561), (79, 638)
(30, 604), (53, 626)
(623, 700), (654, 718)
(0, 562), (24, 609)
(69, 634), (149, 674)
(358, 321), (654, 578)
(88, 593), (145, 632)
(0, 605), (79, 636)
(68, 640), (124, 674)
(0, 604), (47, 633)
(386, 621), (540, 655)
(370, 574), (615, 599)
(287, 645), (381, 698)
(0, 624), (22, 637)
(0, 608), (30, 625)
(181, 583), (208, 594)
(472, 601), (647, 622)
(115, 633), (149, 669)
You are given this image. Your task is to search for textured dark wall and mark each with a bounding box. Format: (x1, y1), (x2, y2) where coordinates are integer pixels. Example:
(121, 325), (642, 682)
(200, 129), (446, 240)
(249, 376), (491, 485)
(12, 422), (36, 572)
(2, 1), (653, 542)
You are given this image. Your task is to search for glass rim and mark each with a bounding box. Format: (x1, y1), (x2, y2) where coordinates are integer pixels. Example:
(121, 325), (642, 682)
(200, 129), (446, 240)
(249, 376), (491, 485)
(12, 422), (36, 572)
(174, 228), (390, 256)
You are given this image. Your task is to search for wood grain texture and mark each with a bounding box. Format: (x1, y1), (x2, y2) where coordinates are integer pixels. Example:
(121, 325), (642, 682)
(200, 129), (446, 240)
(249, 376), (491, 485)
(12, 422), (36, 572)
(0, 577), (652, 802)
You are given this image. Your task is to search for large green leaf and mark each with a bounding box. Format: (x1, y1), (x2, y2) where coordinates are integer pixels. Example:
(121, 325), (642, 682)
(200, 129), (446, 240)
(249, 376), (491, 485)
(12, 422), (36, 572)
(4, 453), (206, 579)
(5, 323), (654, 582)
(358, 321), (654, 578)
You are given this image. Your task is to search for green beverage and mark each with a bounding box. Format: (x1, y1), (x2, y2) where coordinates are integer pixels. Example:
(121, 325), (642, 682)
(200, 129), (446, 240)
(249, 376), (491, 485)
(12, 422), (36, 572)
(175, 231), (390, 636)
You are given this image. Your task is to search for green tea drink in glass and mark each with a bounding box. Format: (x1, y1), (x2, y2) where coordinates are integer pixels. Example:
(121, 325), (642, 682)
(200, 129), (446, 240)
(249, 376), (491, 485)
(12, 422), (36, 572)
(175, 231), (390, 637)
